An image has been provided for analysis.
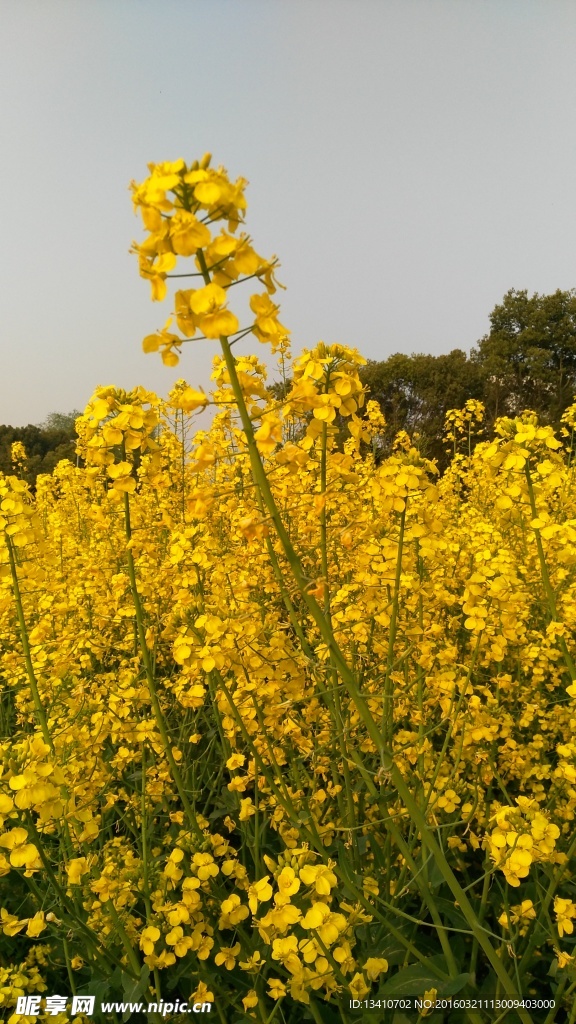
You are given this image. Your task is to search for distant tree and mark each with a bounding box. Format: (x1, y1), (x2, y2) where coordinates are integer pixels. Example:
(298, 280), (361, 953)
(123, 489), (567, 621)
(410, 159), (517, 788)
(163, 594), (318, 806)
(471, 288), (576, 424)
(0, 410), (80, 486)
(354, 289), (576, 468)
(359, 349), (483, 465)
(39, 410), (82, 433)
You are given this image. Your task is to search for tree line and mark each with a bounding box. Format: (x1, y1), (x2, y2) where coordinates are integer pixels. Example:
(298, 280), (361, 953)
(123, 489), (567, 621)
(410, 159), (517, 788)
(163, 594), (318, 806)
(0, 412), (80, 486)
(3, 287), (576, 483)
(360, 287), (576, 465)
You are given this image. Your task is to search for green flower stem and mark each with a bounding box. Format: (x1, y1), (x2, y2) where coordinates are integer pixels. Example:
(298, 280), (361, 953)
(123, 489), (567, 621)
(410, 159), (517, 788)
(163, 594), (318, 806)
(416, 583), (425, 783)
(252, 763), (260, 876)
(195, 250), (388, 758)
(320, 421), (330, 616)
(421, 631), (483, 813)
(23, 873), (110, 981)
(307, 1001), (325, 1024)
(122, 491), (203, 841)
(263, 1000), (284, 1024)
(105, 899), (141, 977)
(261, 484), (356, 837)
(319, 424), (357, 837)
(542, 977), (566, 1024)
(24, 816), (123, 977)
(6, 534), (53, 750)
(524, 462), (576, 680)
(468, 853), (492, 983)
(384, 810), (459, 979)
(216, 673), (326, 848)
(382, 504), (406, 746)
(141, 743), (162, 1005)
(7, 537), (79, 864)
(63, 937), (77, 997)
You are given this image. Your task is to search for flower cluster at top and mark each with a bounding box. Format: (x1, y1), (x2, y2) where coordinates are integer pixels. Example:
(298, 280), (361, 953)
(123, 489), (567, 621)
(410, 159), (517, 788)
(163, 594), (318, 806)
(130, 156), (287, 365)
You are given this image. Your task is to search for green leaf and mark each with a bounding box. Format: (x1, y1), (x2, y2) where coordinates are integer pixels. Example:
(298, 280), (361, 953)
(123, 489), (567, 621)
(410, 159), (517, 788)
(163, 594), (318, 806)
(122, 964), (150, 1002)
(441, 973), (471, 996)
(378, 958), (471, 1001)
(431, 896), (470, 932)
(426, 856), (445, 890)
(378, 956), (448, 997)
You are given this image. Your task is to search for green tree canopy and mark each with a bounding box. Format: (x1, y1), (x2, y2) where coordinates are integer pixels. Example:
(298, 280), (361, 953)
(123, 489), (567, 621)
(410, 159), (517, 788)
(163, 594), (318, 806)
(359, 349), (483, 464)
(471, 288), (576, 422)
(39, 410), (82, 432)
(0, 411), (80, 486)
(357, 288), (576, 467)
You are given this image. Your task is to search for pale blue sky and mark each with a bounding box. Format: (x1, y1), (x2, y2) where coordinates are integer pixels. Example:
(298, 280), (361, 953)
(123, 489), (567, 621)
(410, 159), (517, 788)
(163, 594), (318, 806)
(1, 0), (575, 426)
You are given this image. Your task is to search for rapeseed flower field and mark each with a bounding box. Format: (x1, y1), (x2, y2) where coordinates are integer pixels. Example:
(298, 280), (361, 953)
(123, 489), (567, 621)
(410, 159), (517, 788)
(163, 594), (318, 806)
(1, 156), (576, 1024)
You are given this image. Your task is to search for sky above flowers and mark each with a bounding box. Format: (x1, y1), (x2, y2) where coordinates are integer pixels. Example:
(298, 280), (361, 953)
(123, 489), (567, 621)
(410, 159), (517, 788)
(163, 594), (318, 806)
(2, 0), (575, 426)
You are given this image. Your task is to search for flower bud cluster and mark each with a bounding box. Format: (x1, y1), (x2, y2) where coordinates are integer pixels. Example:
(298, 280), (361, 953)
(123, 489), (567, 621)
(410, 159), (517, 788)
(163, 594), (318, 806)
(482, 417), (563, 475)
(486, 801), (561, 886)
(283, 344), (366, 448)
(76, 386), (162, 492)
(131, 155), (286, 365)
(0, 476), (43, 553)
(444, 399), (485, 451)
